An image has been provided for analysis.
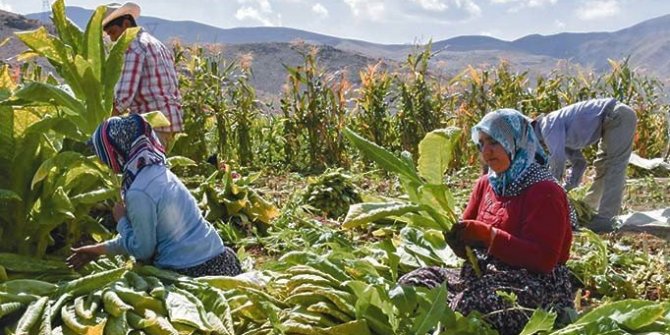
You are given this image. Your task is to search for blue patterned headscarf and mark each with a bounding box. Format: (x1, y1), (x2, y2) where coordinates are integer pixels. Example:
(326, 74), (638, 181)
(91, 114), (166, 196)
(471, 109), (548, 196)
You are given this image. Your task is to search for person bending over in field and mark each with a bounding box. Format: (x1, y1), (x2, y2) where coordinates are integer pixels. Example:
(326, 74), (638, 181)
(67, 114), (241, 277)
(399, 109), (575, 335)
(531, 98), (637, 232)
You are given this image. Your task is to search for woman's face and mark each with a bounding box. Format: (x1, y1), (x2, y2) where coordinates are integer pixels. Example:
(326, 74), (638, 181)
(478, 132), (511, 173)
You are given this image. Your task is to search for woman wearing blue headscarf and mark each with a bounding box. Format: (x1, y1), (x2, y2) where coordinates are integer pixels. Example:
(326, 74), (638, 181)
(67, 114), (241, 277)
(399, 109), (574, 335)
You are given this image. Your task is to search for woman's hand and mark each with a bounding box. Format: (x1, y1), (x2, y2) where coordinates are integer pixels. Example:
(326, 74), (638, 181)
(113, 201), (126, 222)
(444, 222), (467, 258)
(66, 244), (106, 270)
(460, 219), (495, 248)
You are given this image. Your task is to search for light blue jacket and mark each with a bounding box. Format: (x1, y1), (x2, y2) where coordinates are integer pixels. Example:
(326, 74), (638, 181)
(535, 98), (617, 189)
(103, 165), (225, 270)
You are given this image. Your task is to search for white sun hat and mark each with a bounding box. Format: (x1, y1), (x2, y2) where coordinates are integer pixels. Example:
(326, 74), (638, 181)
(102, 2), (141, 28)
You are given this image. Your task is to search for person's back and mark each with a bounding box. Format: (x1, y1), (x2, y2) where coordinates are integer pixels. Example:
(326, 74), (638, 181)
(120, 30), (182, 119)
(540, 98), (616, 151)
(120, 164), (224, 270)
(536, 98), (616, 185)
(536, 99), (616, 155)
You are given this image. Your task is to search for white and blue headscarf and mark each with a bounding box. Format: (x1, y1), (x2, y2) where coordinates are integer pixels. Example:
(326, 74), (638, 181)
(471, 109), (549, 197)
(91, 114), (166, 196)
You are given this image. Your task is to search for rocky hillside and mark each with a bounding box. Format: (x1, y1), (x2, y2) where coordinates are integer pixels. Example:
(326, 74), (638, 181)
(0, 10), (42, 66)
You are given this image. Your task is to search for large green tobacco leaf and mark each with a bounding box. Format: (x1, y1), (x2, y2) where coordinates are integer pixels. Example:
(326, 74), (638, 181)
(323, 320), (372, 335)
(411, 282), (449, 334)
(83, 6), (105, 81)
(69, 188), (117, 205)
(165, 287), (213, 331)
(0, 106), (14, 181)
(51, 0), (83, 54)
(343, 127), (422, 184)
(343, 202), (423, 229)
(577, 299), (666, 331)
(417, 127), (460, 184)
(388, 284), (418, 316)
(32, 187), (76, 257)
(15, 27), (71, 66)
(418, 183), (456, 222)
(399, 227), (459, 267)
(0, 252), (70, 273)
(75, 57), (105, 133)
(520, 309), (557, 335)
(549, 318), (624, 335)
(31, 151), (86, 189)
(0, 189), (21, 202)
(11, 82), (85, 116)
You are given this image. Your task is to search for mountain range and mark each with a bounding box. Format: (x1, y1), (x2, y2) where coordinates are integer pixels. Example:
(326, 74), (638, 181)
(0, 7), (668, 97)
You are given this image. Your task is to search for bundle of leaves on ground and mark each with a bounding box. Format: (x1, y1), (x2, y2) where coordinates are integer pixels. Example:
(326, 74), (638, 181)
(0, 257), (239, 334)
(194, 168), (278, 236)
(302, 168), (362, 219)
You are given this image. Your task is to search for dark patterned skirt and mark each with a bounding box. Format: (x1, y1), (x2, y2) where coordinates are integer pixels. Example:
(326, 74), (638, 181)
(175, 247), (242, 277)
(398, 250), (574, 335)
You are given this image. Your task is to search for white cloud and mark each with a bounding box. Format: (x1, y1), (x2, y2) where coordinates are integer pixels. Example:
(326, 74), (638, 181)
(343, 0), (386, 21)
(490, 0), (556, 12)
(237, 0), (273, 13)
(410, 0), (448, 12)
(457, 0), (482, 16)
(312, 3), (329, 17)
(235, 7), (277, 26)
(576, 0), (621, 20)
(554, 19), (565, 29)
(235, 0), (281, 26)
(490, 0), (556, 5)
(0, 1), (12, 11)
(400, 0), (480, 24)
(526, 0), (557, 7)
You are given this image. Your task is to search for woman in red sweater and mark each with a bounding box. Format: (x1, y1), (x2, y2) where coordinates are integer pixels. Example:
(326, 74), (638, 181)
(399, 109), (574, 335)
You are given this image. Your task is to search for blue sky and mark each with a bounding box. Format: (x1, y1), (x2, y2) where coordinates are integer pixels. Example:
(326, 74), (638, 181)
(2, 0), (670, 44)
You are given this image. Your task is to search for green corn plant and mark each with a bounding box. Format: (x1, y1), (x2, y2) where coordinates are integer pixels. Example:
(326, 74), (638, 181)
(351, 62), (394, 148)
(7, 0), (138, 136)
(519, 74), (563, 116)
(393, 43), (446, 157)
(227, 59), (259, 167)
(250, 115), (287, 169)
(171, 44), (212, 161)
(443, 66), (492, 170)
(489, 61), (530, 109)
(173, 45), (237, 162)
(280, 44), (350, 171)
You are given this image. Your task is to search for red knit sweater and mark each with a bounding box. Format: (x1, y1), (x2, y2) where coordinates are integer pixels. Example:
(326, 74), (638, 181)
(462, 176), (572, 274)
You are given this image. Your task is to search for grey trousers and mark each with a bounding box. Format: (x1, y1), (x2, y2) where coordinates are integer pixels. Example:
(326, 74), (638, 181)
(584, 103), (637, 219)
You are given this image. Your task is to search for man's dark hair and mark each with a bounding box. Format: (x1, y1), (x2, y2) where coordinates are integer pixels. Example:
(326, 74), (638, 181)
(103, 14), (137, 30)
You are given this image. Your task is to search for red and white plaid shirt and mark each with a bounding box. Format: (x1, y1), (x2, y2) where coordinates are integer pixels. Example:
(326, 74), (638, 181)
(115, 28), (183, 133)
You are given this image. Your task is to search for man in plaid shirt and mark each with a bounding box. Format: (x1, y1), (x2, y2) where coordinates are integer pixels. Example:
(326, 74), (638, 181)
(102, 2), (183, 147)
